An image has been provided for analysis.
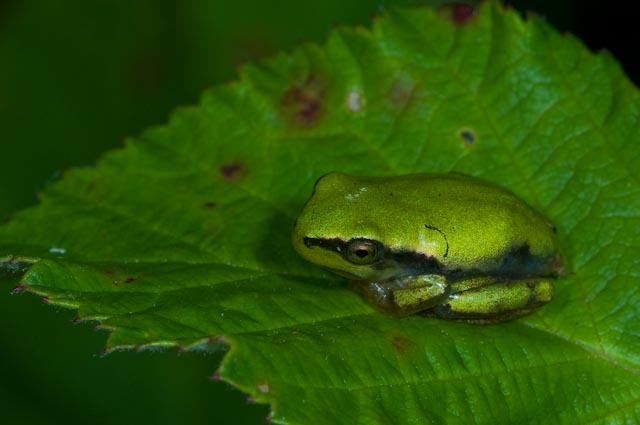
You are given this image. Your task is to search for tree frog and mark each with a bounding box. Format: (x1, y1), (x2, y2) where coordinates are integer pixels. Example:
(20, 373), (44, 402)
(292, 172), (562, 323)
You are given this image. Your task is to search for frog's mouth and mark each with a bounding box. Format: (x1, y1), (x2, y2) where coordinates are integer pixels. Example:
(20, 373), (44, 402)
(326, 267), (362, 280)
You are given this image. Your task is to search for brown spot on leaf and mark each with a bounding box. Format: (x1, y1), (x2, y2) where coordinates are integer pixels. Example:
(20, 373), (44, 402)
(390, 335), (413, 354)
(440, 3), (477, 25)
(124, 277), (138, 284)
(209, 372), (221, 381)
(103, 269), (119, 285)
(280, 76), (325, 126)
(42, 296), (50, 304)
(204, 201), (217, 209)
(220, 162), (245, 181)
(84, 180), (96, 193)
(458, 128), (476, 146)
(12, 284), (25, 294)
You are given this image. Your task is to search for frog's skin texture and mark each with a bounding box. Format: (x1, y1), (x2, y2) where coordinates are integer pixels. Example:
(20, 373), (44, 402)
(292, 172), (562, 323)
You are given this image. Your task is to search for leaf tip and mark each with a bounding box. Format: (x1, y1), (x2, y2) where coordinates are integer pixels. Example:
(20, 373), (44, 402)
(12, 284), (26, 294)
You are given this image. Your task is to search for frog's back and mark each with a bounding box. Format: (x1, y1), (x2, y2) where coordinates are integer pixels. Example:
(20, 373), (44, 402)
(321, 172), (559, 277)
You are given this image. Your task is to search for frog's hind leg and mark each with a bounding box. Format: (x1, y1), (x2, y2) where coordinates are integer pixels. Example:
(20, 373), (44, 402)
(432, 277), (554, 323)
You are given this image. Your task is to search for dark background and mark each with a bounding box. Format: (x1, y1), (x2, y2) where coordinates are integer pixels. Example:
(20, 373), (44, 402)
(0, 1), (636, 424)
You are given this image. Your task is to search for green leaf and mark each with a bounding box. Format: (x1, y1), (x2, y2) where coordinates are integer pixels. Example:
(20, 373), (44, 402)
(2, 1), (639, 423)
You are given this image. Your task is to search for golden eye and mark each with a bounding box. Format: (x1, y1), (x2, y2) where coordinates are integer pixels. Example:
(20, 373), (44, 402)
(345, 239), (383, 265)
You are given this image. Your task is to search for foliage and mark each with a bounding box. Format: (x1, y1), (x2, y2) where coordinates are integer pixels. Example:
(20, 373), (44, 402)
(2, 2), (639, 423)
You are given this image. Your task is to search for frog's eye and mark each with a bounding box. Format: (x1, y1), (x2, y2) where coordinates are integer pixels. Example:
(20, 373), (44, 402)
(345, 239), (383, 265)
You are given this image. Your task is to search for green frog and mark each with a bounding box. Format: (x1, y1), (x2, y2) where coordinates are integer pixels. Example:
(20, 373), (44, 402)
(292, 172), (562, 323)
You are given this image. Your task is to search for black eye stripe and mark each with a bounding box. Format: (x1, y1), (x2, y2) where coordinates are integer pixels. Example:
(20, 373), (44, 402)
(302, 237), (385, 265)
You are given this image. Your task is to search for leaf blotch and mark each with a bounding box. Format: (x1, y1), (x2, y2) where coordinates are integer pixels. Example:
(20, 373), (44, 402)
(280, 76), (325, 126)
(124, 277), (138, 284)
(389, 75), (416, 108)
(219, 162), (245, 181)
(204, 201), (217, 209)
(390, 335), (413, 355)
(84, 180), (97, 194)
(458, 128), (476, 146)
(346, 90), (363, 112)
(440, 3), (477, 25)
(257, 381), (271, 393)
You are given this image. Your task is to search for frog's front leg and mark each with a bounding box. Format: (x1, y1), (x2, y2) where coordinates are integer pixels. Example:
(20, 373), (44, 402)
(349, 274), (449, 317)
(431, 277), (554, 323)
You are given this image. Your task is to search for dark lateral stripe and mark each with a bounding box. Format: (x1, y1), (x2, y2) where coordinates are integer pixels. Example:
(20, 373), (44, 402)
(303, 237), (347, 253)
(302, 238), (557, 280)
(382, 249), (445, 274)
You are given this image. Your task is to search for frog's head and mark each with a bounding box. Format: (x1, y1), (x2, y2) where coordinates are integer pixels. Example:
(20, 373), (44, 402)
(292, 172), (403, 281)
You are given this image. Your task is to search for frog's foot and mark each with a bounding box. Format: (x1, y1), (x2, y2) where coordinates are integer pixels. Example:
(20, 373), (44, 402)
(349, 274), (449, 317)
(431, 277), (554, 323)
